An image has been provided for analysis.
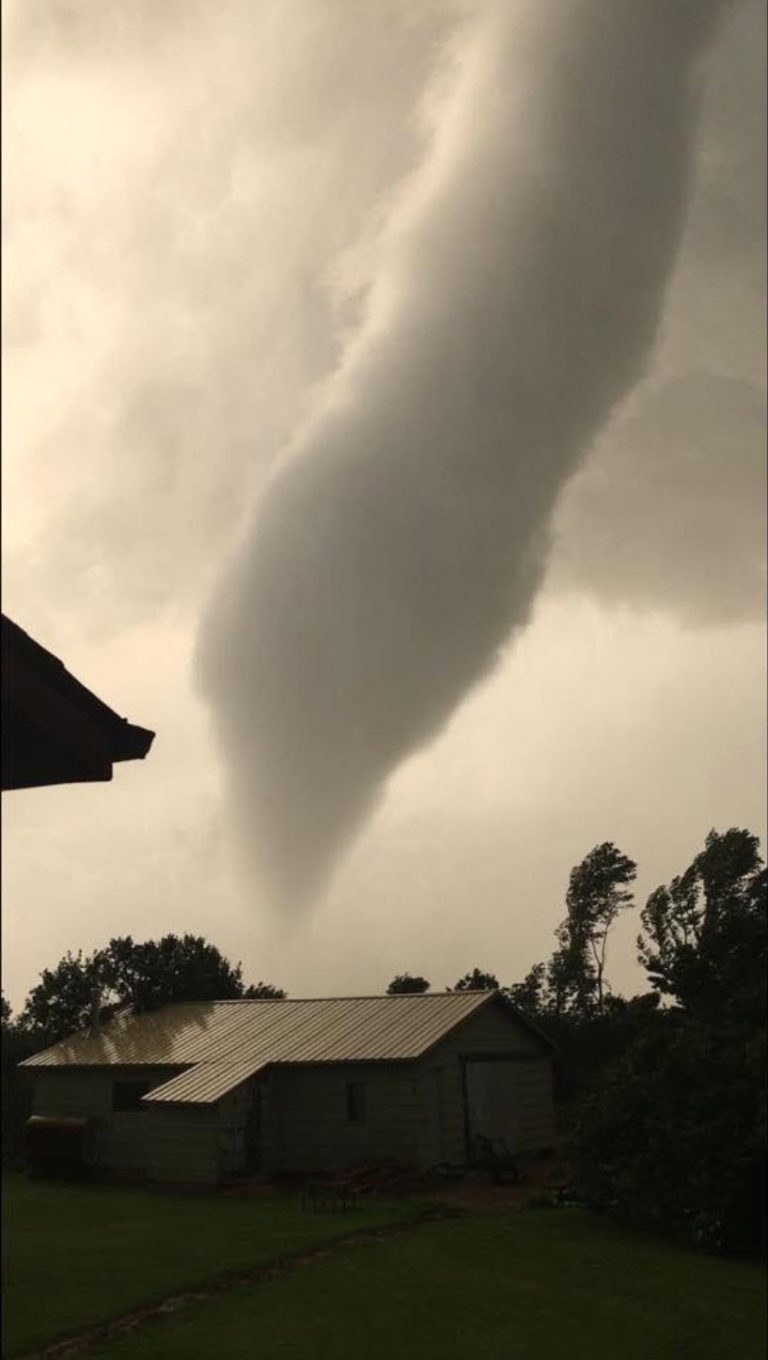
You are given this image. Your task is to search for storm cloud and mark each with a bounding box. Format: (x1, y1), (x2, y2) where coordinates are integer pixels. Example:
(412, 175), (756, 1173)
(197, 0), (733, 908)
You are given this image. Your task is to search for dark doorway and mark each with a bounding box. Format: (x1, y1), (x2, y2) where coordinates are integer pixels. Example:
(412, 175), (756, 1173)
(464, 1057), (518, 1161)
(244, 1084), (262, 1172)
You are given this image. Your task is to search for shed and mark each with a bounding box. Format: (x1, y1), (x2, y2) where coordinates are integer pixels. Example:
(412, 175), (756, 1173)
(2, 614), (154, 791)
(20, 993), (555, 1186)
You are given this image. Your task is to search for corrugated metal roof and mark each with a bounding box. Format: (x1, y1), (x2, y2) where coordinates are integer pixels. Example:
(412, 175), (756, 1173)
(21, 992), (498, 1105)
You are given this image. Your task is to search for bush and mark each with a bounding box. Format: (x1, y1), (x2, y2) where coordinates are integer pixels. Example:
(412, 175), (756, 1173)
(572, 1016), (766, 1256)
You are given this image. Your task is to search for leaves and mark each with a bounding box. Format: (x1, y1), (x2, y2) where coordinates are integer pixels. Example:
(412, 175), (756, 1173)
(638, 828), (766, 1021)
(385, 974), (430, 994)
(17, 936), (287, 1043)
(451, 968), (499, 992)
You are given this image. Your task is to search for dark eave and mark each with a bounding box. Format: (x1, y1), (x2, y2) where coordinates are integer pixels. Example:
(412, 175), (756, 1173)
(1, 615), (155, 791)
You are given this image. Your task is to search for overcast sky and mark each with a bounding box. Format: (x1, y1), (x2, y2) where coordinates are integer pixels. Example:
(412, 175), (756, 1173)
(2, 0), (765, 1011)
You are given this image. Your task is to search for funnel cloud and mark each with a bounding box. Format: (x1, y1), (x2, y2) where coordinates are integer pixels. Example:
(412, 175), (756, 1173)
(198, 0), (732, 909)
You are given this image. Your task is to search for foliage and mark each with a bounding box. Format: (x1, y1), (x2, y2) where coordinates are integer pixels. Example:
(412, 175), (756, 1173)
(573, 1016), (766, 1256)
(547, 843), (637, 1016)
(101, 934), (246, 1013)
(638, 828), (766, 1022)
(451, 968), (499, 991)
(504, 843), (636, 1022)
(386, 974), (430, 994)
(1, 1015), (40, 1168)
(243, 982), (287, 999)
(19, 950), (104, 1043)
(17, 935), (287, 1044)
(504, 963), (547, 1017)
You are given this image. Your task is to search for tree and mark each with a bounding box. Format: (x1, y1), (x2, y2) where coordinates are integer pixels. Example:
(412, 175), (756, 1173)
(2, 999), (42, 1167)
(573, 1015), (766, 1255)
(102, 934), (246, 1012)
(19, 950), (104, 1042)
(451, 968), (499, 992)
(386, 974), (430, 994)
(549, 842), (637, 1016)
(1, 995), (12, 1027)
(638, 828), (766, 1022)
(504, 963), (547, 1017)
(18, 935), (286, 1043)
(243, 982), (287, 999)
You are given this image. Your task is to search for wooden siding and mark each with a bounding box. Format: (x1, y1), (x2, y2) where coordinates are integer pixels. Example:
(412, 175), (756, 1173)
(29, 1066), (221, 1183)
(216, 1079), (258, 1178)
(28, 1001), (554, 1181)
(419, 1001), (554, 1163)
(144, 1105), (220, 1185)
(259, 1063), (425, 1173)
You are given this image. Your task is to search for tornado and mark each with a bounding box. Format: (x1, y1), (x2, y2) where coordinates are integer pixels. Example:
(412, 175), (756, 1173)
(197, 0), (733, 908)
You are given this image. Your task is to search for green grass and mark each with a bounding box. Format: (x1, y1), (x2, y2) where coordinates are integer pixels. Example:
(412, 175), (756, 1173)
(1, 1176), (417, 1357)
(86, 1208), (767, 1360)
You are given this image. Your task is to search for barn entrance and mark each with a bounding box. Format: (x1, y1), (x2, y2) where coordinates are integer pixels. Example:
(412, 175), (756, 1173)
(464, 1058), (518, 1161)
(243, 1085), (262, 1172)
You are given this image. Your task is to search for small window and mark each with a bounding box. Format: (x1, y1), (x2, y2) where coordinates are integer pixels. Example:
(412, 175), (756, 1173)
(112, 1081), (150, 1112)
(346, 1082), (366, 1124)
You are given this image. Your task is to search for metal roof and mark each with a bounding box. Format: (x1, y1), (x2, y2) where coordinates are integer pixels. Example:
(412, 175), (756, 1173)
(21, 992), (511, 1105)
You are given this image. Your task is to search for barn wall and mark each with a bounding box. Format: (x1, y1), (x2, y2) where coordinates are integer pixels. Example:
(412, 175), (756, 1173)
(144, 1105), (221, 1185)
(260, 1063), (425, 1173)
(216, 1079), (258, 1179)
(419, 1002), (554, 1163)
(29, 1066), (219, 1181)
(27, 1001), (554, 1181)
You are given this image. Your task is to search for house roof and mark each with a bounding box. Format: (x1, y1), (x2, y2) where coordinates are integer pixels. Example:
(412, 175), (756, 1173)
(21, 992), (548, 1106)
(2, 615), (154, 790)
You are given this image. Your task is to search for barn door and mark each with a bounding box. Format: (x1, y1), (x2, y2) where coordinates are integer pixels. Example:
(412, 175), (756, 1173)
(464, 1059), (518, 1160)
(244, 1085), (261, 1172)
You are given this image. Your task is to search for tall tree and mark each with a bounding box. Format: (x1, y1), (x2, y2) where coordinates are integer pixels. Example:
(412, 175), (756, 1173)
(638, 828), (766, 1021)
(452, 968), (499, 992)
(551, 842), (637, 1015)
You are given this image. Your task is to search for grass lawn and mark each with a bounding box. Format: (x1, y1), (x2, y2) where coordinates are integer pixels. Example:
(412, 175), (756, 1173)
(85, 1208), (767, 1360)
(1, 1176), (418, 1357)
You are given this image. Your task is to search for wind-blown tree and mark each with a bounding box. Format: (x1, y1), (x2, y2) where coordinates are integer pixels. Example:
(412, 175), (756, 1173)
(548, 842), (637, 1016)
(638, 828), (766, 1023)
(451, 968), (499, 992)
(386, 974), (430, 994)
(19, 935), (286, 1043)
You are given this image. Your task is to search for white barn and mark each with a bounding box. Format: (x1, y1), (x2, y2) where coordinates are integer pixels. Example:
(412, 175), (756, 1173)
(21, 992), (555, 1187)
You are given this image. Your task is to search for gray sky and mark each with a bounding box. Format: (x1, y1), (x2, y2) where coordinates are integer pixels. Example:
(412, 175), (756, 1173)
(2, 0), (765, 1010)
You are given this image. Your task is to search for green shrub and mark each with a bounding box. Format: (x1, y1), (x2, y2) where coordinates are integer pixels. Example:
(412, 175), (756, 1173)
(572, 1017), (766, 1256)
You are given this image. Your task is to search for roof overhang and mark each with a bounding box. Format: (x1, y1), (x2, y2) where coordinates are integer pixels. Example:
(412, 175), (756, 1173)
(2, 615), (154, 790)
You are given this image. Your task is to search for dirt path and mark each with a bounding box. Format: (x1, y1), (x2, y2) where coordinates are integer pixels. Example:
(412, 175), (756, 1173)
(19, 1205), (460, 1360)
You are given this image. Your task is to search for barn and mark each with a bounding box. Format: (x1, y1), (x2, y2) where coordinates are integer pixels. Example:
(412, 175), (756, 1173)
(20, 992), (555, 1186)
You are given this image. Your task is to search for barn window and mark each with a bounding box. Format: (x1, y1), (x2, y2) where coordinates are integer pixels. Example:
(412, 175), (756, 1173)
(346, 1082), (366, 1123)
(112, 1081), (150, 1112)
